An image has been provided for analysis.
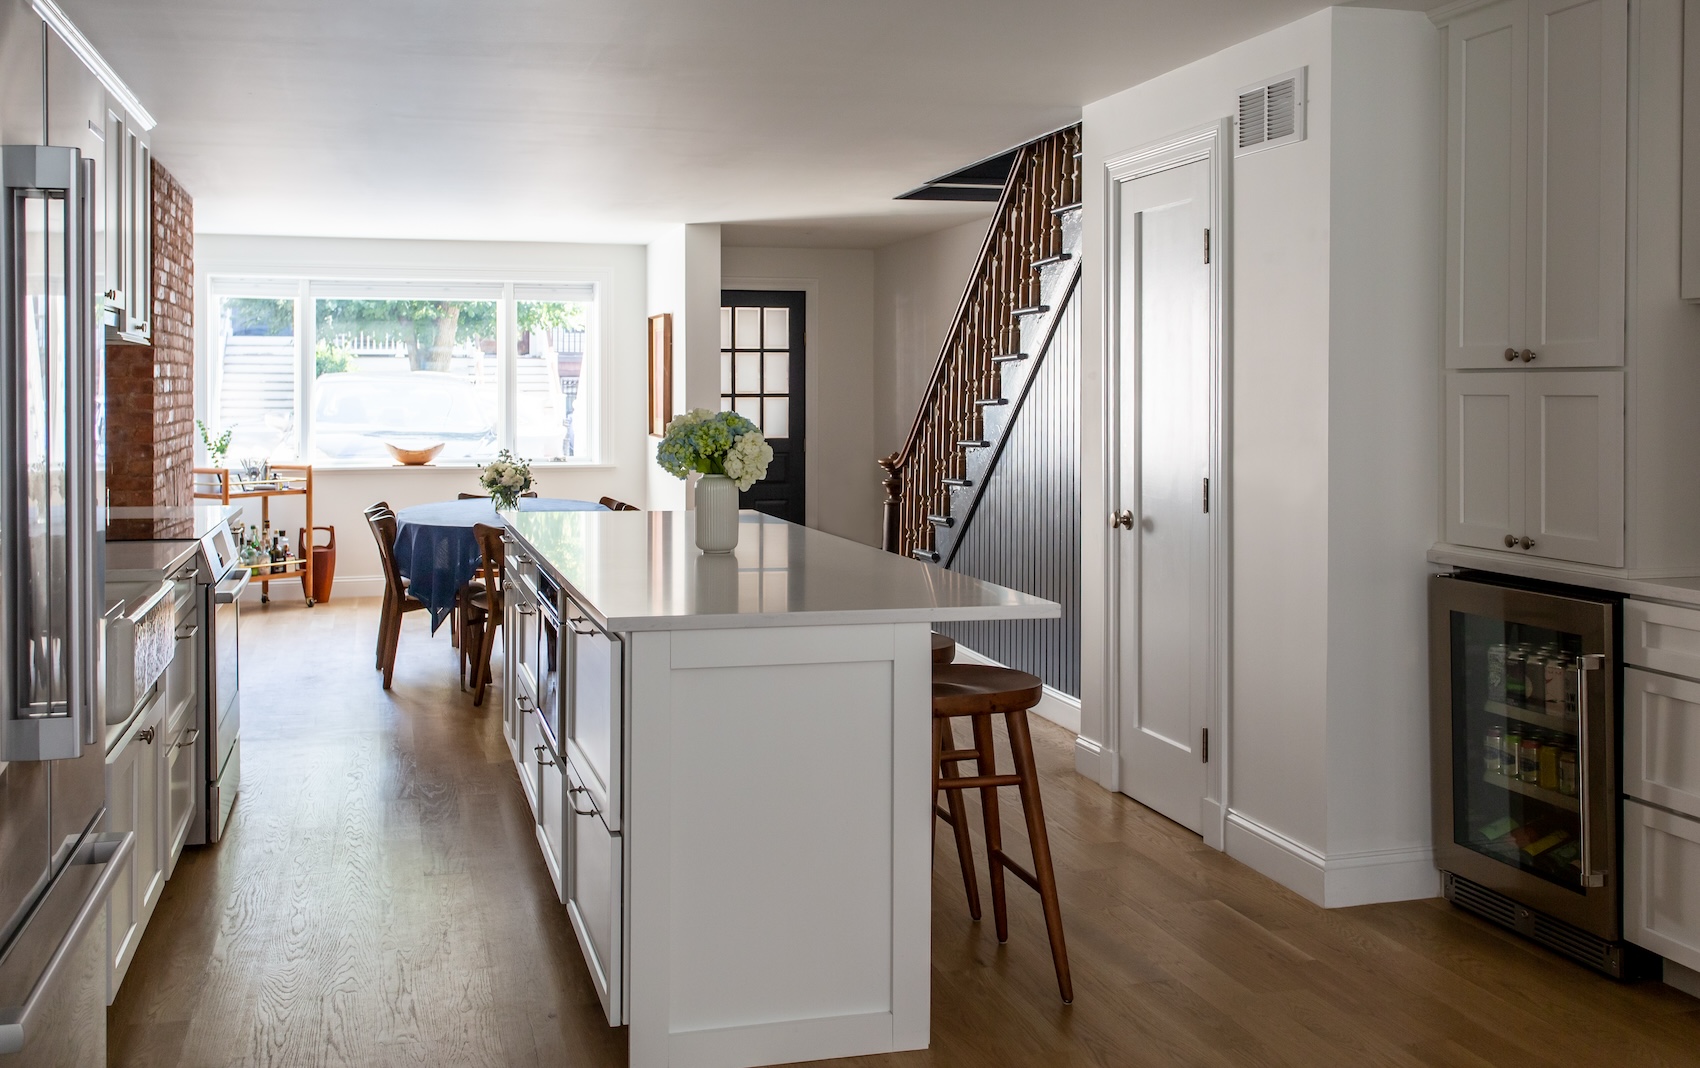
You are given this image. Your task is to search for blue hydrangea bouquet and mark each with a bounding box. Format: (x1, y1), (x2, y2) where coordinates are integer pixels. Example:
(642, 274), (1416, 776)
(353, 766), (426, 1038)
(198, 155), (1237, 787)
(656, 409), (771, 490)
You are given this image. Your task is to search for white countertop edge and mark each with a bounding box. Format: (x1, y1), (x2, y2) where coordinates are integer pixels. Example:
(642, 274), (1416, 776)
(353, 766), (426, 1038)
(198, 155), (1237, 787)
(1427, 543), (1700, 608)
(600, 603), (1064, 633)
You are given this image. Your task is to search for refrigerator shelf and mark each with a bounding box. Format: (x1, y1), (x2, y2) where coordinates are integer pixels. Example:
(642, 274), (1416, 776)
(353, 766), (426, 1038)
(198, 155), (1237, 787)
(1482, 771), (1580, 813)
(1484, 699), (1578, 736)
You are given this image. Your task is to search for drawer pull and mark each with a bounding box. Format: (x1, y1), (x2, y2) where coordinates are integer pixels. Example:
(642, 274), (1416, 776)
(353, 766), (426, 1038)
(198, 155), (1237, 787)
(176, 728), (199, 748)
(175, 624), (198, 640)
(567, 783), (599, 817)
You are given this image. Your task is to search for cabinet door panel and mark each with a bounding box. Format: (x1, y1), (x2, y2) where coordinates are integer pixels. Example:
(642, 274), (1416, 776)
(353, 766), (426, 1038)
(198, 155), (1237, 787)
(567, 612), (623, 831)
(1447, 0), (1528, 368)
(1624, 800), (1700, 972)
(1446, 372), (1525, 549)
(1524, 0), (1626, 368)
(566, 759), (623, 1026)
(1624, 667), (1700, 822)
(1524, 370), (1623, 565)
(536, 745), (565, 903)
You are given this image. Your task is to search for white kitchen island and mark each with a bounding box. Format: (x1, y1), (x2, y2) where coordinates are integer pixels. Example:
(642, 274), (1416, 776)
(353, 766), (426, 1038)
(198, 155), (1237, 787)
(499, 509), (1059, 1068)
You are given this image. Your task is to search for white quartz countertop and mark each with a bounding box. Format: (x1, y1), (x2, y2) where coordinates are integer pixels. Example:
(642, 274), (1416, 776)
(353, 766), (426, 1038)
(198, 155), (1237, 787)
(506, 510), (1061, 632)
(1428, 544), (1700, 608)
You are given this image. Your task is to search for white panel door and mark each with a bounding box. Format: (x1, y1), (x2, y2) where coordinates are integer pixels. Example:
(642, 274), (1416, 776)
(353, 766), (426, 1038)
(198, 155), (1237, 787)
(1523, 370), (1623, 565)
(1445, 372), (1526, 551)
(1523, 0), (1627, 368)
(1624, 668), (1700, 821)
(1624, 800), (1700, 973)
(1115, 159), (1212, 833)
(1446, 0), (1528, 368)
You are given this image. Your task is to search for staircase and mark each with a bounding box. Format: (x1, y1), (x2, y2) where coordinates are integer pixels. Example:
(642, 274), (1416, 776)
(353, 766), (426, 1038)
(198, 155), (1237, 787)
(880, 125), (1082, 563)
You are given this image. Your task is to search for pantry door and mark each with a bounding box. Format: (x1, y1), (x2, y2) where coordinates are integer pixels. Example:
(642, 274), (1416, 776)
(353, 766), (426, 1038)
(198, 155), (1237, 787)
(720, 290), (805, 524)
(1110, 147), (1222, 836)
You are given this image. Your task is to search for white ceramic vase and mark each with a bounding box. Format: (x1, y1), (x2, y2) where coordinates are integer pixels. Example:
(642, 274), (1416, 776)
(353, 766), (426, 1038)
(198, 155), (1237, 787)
(695, 473), (739, 553)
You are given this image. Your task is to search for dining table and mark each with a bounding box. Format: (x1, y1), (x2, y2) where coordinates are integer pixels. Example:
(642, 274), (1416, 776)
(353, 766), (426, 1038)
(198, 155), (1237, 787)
(392, 497), (607, 629)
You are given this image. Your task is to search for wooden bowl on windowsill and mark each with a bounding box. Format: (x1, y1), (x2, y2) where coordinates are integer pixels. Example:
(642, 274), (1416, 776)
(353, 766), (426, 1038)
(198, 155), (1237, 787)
(385, 443), (445, 466)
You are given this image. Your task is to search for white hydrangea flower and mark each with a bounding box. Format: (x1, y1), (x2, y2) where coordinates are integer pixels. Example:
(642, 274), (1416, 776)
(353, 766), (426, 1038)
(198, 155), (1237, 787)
(723, 431), (772, 491)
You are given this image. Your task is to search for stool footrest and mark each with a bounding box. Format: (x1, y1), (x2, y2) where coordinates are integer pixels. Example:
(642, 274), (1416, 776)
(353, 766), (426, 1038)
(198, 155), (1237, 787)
(939, 748), (982, 764)
(939, 774), (1023, 790)
(990, 849), (1041, 893)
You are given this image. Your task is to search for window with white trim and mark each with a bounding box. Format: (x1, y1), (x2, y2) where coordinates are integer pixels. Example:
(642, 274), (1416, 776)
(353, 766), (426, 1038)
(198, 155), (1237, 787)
(206, 278), (598, 466)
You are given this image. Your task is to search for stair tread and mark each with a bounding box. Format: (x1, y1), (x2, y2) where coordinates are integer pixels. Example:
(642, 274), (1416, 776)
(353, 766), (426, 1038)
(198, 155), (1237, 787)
(1051, 202), (1083, 216)
(958, 439), (990, 449)
(1012, 305), (1049, 316)
(942, 477), (972, 487)
(974, 397), (1009, 407)
(991, 352), (1028, 362)
(1031, 253), (1072, 269)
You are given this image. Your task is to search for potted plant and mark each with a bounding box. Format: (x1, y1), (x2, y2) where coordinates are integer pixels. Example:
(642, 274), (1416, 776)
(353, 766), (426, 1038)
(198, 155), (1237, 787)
(196, 419), (233, 468)
(479, 450), (534, 511)
(656, 409), (771, 552)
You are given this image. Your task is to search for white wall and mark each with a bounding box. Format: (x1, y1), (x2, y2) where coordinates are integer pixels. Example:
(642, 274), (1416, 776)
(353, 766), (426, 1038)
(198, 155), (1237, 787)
(870, 217), (989, 457)
(646, 224), (723, 512)
(1079, 6), (1441, 907)
(194, 234), (647, 594)
(722, 245), (879, 546)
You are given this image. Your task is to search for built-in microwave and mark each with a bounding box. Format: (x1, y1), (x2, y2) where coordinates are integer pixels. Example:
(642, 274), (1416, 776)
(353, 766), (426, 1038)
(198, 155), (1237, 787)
(534, 572), (565, 753)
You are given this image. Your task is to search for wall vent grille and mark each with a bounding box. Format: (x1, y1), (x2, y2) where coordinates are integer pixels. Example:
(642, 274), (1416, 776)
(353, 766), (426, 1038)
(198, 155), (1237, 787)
(1236, 67), (1306, 156)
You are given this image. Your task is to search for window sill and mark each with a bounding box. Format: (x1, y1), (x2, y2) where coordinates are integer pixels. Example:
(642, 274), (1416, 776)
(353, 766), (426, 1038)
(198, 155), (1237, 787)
(308, 461), (615, 473)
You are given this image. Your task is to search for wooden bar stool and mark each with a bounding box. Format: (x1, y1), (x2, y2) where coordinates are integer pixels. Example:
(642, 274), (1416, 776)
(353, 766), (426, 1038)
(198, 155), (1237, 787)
(931, 631), (956, 664)
(932, 663), (1072, 1002)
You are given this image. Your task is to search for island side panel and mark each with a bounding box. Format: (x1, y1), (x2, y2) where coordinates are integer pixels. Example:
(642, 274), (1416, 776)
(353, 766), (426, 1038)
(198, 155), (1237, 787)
(626, 623), (932, 1068)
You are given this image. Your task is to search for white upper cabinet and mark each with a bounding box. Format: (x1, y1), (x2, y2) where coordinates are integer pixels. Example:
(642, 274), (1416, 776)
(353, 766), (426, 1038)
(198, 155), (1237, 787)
(1524, 370), (1624, 564)
(1444, 370), (1624, 566)
(1445, 0), (1627, 369)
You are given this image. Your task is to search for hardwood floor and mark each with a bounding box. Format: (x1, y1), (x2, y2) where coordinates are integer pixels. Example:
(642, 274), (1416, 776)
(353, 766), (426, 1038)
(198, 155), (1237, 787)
(109, 598), (1700, 1067)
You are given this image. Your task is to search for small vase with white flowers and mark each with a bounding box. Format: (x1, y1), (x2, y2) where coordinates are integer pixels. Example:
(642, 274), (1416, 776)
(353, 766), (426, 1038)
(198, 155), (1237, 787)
(479, 450), (533, 511)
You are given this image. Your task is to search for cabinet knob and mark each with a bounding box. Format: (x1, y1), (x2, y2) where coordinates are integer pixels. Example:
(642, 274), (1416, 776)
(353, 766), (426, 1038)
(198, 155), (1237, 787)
(1504, 534), (1517, 548)
(1503, 348), (1518, 362)
(1112, 510), (1134, 529)
(137, 726), (155, 744)
(1519, 536), (1536, 550)
(1521, 349), (1537, 363)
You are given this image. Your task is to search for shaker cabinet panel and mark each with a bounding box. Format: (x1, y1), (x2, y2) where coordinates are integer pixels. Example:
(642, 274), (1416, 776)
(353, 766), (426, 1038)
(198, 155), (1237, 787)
(1624, 667), (1700, 822)
(1624, 800), (1700, 973)
(1524, 0), (1627, 369)
(1445, 372), (1525, 549)
(1524, 370), (1623, 565)
(1447, 0), (1528, 368)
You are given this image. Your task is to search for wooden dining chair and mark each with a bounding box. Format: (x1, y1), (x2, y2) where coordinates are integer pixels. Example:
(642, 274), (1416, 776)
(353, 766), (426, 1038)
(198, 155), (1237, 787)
(598, 496), (640, 511)
(365, 507), (425, 689)
(459, 523), (507, 706)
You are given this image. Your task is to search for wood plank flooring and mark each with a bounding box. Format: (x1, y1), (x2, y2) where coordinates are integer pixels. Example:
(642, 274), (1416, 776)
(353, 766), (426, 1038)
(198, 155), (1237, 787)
(108, 598), (1700, 1067)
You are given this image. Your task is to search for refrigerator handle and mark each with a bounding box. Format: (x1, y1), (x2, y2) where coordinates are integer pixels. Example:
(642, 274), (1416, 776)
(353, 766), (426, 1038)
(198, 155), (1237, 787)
(74, 156), (95, 747)
(1577, 653), (1607, 890)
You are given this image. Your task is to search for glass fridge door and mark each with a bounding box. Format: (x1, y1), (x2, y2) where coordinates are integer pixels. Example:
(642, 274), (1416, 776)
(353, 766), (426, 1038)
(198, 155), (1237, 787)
(1449, 611), (1587, 890)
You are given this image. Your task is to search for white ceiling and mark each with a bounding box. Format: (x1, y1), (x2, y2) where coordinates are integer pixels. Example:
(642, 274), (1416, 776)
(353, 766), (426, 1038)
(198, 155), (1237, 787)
(63, 0), (1366, 248)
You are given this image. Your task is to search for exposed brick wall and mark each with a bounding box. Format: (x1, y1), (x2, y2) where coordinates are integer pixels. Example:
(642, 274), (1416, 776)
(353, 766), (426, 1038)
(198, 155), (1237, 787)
(108, 158), (194, 540)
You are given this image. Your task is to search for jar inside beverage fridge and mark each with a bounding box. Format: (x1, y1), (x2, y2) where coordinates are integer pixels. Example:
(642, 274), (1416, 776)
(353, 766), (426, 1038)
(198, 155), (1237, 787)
(1558, 750), (1579, 797)
(1518, 737), (1541, 784)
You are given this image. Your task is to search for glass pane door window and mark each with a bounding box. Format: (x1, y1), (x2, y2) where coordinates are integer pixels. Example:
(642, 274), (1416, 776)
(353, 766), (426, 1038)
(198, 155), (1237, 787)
(213, 296), (298, 462)
(1450, 611), (1586, 892)
(311, 299), (497, 463)
(719, 304), (791, 438)
(516, 300), (590, 461)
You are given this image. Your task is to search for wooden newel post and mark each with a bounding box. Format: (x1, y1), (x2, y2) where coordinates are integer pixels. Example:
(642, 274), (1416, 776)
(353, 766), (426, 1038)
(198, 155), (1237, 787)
(878, 455), (903, 554)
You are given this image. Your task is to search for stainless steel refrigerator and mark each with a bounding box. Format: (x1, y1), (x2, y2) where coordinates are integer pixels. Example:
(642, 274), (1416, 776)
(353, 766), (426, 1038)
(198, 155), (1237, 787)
(0, 97), (130, 1068)
(1430, 573), (1653, 978)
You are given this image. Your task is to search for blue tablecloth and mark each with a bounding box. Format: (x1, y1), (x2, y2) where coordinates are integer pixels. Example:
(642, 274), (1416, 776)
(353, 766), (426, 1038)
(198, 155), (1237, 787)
(393, 498), (606, 630)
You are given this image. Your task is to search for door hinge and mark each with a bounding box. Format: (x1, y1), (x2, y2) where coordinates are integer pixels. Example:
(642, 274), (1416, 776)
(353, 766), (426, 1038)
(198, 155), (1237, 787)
(1204, 228), (1211, 264)
(1202, 476), (1210, 514)
(1202, 727), (1209, 763)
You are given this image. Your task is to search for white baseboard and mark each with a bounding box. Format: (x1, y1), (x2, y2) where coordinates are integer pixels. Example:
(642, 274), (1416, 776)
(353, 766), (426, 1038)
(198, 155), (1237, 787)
(950, 643), (1081, 734)
(1073, 735), (1108, 784)
(1225, 811), (1439, 908)
(1666, 959), (1700, 1000)
(239, 574), (384, 603)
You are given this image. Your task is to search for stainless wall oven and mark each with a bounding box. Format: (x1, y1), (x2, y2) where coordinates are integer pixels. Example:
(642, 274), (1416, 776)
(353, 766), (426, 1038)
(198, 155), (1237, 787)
(1430, 573), (1652, 977)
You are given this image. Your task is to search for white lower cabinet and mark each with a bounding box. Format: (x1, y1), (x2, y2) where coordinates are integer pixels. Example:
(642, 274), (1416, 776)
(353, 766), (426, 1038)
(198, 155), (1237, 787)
(535, 733), (566, 903)
(1444, 369), (1624, 565)
(105, 690), (167, 1003)
(1624, 800), (1700, 973)
(565, 757), (623, 1026)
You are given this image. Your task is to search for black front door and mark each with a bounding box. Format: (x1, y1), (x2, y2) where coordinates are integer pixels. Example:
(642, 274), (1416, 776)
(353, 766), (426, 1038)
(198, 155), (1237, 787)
(720, 290), (805, 524)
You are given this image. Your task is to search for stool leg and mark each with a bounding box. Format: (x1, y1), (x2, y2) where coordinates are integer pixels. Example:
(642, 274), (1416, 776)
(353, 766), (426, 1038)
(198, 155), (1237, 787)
(1006, 709), (1072, 1003)
(971, 712), (1009, 943)
(936, 718), (981, 921)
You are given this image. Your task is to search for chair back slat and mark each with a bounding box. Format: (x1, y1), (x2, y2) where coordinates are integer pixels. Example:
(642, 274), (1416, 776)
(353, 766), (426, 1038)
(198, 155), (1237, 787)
(598, 496), (639, 511)
(472, 523), (506, 613)
(365, 508), (407, 600)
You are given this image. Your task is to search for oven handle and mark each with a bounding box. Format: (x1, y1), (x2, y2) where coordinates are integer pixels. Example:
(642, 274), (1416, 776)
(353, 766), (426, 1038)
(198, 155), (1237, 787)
(214, 569), (251, 604)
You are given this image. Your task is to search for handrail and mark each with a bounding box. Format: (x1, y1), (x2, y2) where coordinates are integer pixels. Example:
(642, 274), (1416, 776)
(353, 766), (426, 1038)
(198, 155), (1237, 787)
(880, 125), (1080, 556)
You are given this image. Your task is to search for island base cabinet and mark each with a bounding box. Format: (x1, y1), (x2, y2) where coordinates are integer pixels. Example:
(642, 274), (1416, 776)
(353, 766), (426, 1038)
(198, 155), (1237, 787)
(536, 741), (566, 903)
(1624, 800), (1700, 973)
(626, 623), (932, 1068)
(566, 758), (623, 1026)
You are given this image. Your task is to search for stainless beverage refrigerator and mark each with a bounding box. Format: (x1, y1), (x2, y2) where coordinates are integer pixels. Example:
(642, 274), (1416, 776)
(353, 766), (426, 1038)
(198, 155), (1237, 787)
(1430, 573), (1651, 978)
(0, 142), (131, 1062)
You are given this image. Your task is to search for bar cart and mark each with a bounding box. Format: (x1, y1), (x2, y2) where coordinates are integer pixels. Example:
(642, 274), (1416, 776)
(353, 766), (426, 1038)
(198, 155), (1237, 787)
(194, 464), (316, 605)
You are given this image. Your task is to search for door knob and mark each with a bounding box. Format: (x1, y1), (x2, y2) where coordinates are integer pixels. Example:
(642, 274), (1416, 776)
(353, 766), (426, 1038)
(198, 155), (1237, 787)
(1519, 536), (1536, 550)
(1503, 348), (1518, 362)
(1504, 534), (1517, 548)
(1112, 510), (1134, 529)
